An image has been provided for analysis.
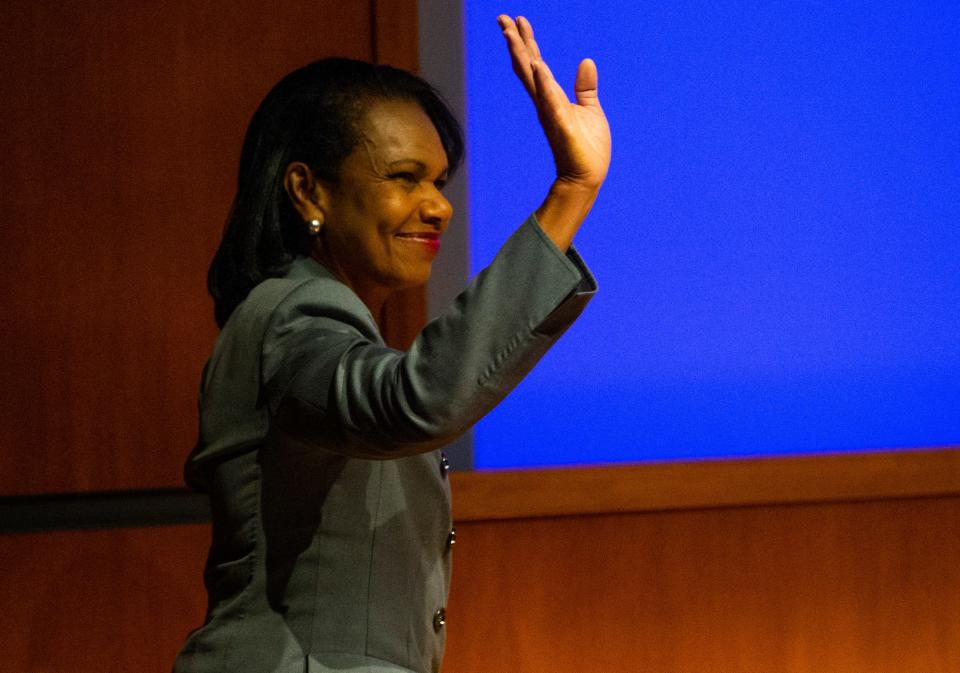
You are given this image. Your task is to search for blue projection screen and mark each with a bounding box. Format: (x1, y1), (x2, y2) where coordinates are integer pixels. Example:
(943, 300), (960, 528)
(465, 1), (960, 468)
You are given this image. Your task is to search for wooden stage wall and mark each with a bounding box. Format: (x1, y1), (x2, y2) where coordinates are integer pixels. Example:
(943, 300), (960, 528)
(0, 0), (423, 669)
(2, 449), (957, 672)
(442, 449), (960, 673)
(0, 0), (422, 498)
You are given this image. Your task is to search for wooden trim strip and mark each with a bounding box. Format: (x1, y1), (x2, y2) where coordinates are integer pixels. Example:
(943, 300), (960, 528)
(8, 448), (957, 532)
(450, 447), (960, 521)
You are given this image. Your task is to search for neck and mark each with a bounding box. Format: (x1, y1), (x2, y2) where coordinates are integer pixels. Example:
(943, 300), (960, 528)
(309, 248), (391, 320)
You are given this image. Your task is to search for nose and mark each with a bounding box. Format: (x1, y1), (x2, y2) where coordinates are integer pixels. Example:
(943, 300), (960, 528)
(420, 187), (453, 230)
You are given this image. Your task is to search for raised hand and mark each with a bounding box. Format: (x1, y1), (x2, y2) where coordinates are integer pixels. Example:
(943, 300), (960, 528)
(497, 15), (611, 194)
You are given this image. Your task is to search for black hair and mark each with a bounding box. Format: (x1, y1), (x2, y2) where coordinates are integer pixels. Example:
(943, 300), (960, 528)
(208, 58), (464, 327)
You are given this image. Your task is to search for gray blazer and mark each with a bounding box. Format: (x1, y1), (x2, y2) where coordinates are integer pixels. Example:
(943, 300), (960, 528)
(173, 216), (597, 673)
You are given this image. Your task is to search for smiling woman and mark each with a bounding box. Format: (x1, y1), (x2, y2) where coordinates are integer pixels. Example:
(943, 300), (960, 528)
(174, 16), (610, 673)
(284, 99), (454, 313)
(205, 58), (465, 330)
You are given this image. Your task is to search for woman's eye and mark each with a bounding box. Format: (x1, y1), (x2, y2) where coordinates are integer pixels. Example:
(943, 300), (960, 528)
(434, 179), (447, 191)
(391, 172), (418, 183)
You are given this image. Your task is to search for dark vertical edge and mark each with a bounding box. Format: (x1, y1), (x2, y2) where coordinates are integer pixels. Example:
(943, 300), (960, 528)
(372, 0), (428, 350)
(371, 0), (473, 469)
(418, 0), (473, 471)
(369, 0), (379, 63)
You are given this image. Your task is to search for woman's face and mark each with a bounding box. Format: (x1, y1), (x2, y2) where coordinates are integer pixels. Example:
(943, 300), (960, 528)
(313, 98), (453, 308)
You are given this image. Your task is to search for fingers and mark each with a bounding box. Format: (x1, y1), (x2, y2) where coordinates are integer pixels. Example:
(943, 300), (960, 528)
(499, 15), (572, 115)
(516, 16), (542, 63)
(531, 58), (571, 119)
(498, 15), (536, 98)
(498, 15), (554, 102)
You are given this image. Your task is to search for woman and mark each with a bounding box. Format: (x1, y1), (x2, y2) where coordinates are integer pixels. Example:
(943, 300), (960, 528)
(174, 15), (610, 673)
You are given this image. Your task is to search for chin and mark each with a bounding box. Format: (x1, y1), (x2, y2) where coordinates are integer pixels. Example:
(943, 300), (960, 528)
(393, 266), (433, 291)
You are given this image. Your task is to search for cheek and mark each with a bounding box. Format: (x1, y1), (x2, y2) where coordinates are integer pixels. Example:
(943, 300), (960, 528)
(371, 191), (417, 228)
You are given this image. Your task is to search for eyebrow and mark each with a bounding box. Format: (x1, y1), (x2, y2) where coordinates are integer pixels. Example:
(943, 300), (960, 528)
(386, 159), (449, 177)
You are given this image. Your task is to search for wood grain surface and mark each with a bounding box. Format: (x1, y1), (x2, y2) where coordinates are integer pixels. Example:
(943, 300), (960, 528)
(0, 524), (210, 672)
(0, 0), (378, 494)
(1, 467), (956, 672)
(450, 447), (960, 521)
(444, 494), (960, 673)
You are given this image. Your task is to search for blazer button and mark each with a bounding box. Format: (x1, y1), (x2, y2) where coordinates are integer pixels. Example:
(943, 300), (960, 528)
(433, 607), (446, 632)
(446, 527), (457, 551)
(439, 452), (451, 477)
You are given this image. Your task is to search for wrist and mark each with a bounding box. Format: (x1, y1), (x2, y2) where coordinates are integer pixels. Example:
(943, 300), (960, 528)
(543, 179), (599, 224)
(550, 177), (601, 204)
(534, 179), (600, 252)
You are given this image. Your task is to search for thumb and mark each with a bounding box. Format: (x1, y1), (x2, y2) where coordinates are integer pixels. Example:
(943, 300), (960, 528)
(574, 58), (600, 108)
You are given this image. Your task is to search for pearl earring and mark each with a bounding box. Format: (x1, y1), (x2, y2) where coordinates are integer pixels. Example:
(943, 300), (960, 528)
(308, 219), (322, 235)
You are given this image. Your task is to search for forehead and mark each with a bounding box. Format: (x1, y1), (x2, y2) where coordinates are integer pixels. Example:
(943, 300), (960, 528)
(354, 99), (447, 167)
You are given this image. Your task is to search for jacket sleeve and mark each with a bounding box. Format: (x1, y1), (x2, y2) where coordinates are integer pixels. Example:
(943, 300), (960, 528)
(262, 215), (598, 458)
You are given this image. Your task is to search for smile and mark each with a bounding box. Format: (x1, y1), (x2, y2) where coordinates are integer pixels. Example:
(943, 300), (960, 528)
(395, 232), (441, 253)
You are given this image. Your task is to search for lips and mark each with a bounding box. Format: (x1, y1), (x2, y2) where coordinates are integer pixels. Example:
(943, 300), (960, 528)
(395, 231), (441, 253)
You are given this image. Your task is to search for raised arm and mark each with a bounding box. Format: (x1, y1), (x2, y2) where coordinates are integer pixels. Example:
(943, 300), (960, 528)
(497, 15), (612, 251)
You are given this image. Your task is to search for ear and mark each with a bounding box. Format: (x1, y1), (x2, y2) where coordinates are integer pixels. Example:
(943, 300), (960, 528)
(283, 162), (331, 222)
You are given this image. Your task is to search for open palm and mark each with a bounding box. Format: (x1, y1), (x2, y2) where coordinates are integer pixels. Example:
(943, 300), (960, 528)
(498, 15), (612, 191)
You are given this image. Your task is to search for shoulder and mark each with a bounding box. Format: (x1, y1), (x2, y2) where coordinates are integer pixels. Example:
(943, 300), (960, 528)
(265, 259), (381, 344)
(223, 257), (380, 344)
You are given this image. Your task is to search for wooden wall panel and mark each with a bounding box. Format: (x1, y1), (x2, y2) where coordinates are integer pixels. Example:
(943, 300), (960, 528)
(450, 447), (960, 521)
(0, 524), (210, 673)
(443, 496), (960, 673)
(4, 495), (953, 672)
(0, 0), (375, 495)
